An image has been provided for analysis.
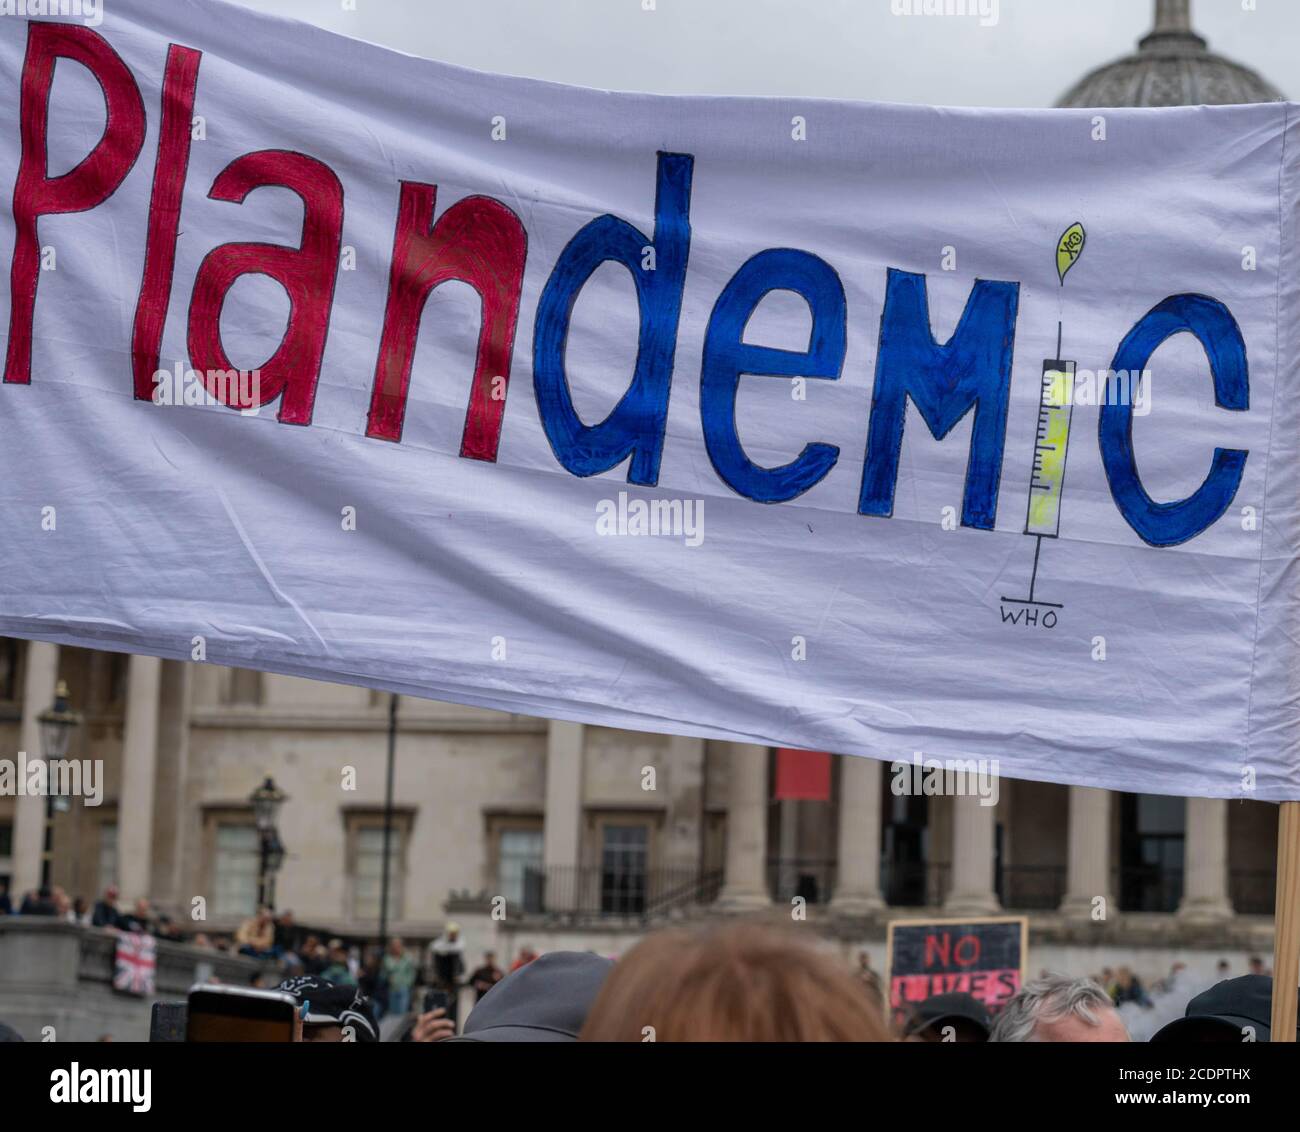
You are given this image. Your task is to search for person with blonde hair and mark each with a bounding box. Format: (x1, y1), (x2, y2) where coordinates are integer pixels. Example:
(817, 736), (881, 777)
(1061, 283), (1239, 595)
(580, 923), (892, 1042)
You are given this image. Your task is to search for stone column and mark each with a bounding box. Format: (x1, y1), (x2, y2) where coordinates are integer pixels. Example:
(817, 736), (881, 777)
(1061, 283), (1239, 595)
(543, 721), (583, 911)
(11, 642), (60, 896)
(717, 743), (771, 909)
(117, 655), (162, 903)
(1061, 786), (1116, 921)
(831, 755), (884, 915)
(943, 794), (1000, 916)
(153, 661), (193, 905)
(1179, 797), (1232, 923)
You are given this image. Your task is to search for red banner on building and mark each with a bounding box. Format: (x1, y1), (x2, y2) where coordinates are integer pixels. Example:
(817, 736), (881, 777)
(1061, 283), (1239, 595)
(774, 748), (832, 802)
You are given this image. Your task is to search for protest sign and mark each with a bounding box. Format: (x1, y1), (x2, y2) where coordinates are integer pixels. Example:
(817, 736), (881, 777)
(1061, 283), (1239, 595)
(886, 916), (1028, 1026)
(0, 1), (1298, 802)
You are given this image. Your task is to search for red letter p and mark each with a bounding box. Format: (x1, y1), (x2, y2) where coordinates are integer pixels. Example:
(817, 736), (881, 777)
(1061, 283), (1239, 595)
(5, 23), (146, 385)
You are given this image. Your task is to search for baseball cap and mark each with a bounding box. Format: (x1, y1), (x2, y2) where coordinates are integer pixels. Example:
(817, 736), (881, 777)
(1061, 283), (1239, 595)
(453, 951), (612, 1042)
(1150, 975), (1284, 1043)
(903, 992), (993, 1041)
(276, 975), (378, 1042)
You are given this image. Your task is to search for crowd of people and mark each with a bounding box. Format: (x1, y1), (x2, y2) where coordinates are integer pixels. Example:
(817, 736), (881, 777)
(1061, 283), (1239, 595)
(238, 918), (515, 1027)
(266, 923), (1292, 1043)
(0, 882), (516, 1030)
(1, 878), (1288, 1042)
(0, 880), (190, 940)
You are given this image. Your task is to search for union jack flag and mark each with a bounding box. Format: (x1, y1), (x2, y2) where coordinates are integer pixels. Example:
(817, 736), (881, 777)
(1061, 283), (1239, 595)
(113, 933), (157, 997)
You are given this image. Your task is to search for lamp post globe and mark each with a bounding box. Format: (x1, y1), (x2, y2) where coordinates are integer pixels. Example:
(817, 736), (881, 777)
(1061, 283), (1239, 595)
(37, 679), (81, 763)
(248, 775), (288, 909)
(249, 775), (286, 832)
(35, 680), (82, 877)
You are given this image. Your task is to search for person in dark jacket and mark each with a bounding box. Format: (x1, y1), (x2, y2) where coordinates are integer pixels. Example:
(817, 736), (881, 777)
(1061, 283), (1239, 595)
(19, 886), (58, 916)
(91, 884), (122, 929)
(468, 951), (505, 1002)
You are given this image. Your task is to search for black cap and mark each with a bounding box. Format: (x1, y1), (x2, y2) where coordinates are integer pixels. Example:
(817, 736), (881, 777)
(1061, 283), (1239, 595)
(903, 992), (992, 1040)
(1150, 976), (1282, 1043)
(454, 951), (612, 1042)
(276, 975), (378, 1042)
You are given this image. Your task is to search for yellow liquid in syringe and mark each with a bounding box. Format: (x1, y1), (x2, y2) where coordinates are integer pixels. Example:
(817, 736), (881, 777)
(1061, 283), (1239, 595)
(1025, 361), (1075, 539)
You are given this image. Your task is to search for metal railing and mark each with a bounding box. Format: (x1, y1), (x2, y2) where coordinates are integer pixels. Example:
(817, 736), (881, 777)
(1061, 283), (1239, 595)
(766, 858), (836, 904)
(508, 860), (1214, 919)
(519, 865), (723, 922)
(998, 865), (1066, 910)
(880, 860), (950, 907)
(1115, 865), (1184, 913)
(1230, 869), (1275, 915)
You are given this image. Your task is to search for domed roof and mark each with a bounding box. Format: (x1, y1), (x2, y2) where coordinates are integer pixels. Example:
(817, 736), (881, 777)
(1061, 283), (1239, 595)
(1057, 0), (1283, 108)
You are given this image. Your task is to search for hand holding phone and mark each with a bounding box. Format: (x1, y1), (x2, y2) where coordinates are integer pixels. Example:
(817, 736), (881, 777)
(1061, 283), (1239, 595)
(408, 997), (456, 1043)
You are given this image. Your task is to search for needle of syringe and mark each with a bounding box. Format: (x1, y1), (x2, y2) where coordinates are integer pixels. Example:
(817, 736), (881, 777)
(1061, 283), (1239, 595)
(1028, 534), (1043, 603)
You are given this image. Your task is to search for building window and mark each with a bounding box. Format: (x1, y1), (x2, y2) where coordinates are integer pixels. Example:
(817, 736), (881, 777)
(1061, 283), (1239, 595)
(97, 822), (118, 893)
(599, 822), (650, 915)
(0, 640), (17, 702)
(499, 827), (544, 911)
(212, 823), (260, 918)
(107, 653), (128, 707)
(346, 815), (409, 923)
(484, 815), (544, 913)
(225, 668), (263, 706)
(0, 819), (12, 894)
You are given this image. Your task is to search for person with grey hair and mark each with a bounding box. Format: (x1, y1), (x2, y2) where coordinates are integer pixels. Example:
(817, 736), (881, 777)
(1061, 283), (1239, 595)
(990, 974), (1130, 1042)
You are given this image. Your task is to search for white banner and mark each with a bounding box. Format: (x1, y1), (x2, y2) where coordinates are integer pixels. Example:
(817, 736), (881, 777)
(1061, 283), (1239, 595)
(0, 0), (1298, 800)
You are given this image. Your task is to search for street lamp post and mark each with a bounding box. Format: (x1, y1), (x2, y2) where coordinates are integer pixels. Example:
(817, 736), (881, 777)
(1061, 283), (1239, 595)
(36, 680), (82, 890)
(379, 693), (398, 952)
(249, 776), (287, 910)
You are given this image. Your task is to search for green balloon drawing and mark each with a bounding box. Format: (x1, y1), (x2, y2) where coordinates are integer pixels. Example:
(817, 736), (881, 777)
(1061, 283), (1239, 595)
(1056, 222), (1086, 284)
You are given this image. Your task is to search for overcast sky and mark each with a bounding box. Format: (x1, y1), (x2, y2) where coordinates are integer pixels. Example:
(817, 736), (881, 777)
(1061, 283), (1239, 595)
(233, 0), (1293, 107)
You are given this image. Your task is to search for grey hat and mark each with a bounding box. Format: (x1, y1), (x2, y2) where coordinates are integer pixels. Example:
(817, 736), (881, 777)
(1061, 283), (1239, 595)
(454, 951), (613, 1042)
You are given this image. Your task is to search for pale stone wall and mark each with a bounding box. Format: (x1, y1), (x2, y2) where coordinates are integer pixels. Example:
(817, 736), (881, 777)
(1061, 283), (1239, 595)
(180, 682), (547, 935)
(0, 918), (270, 1043)
(0, 640), (1282, 974)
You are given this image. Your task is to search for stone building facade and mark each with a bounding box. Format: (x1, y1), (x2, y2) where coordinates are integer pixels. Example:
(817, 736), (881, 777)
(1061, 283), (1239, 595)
(0, 638), (1281, 981)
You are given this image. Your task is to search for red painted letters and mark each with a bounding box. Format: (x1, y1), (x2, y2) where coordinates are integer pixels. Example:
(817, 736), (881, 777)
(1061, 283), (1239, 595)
(366, 185), (526, 459)
(186, 150), (344, 424)
(5, 23), (146, 385)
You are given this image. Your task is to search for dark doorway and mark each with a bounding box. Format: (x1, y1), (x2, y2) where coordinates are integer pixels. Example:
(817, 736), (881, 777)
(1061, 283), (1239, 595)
(1119, 793), (1184, 912)
(882, 777), (929, 906)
